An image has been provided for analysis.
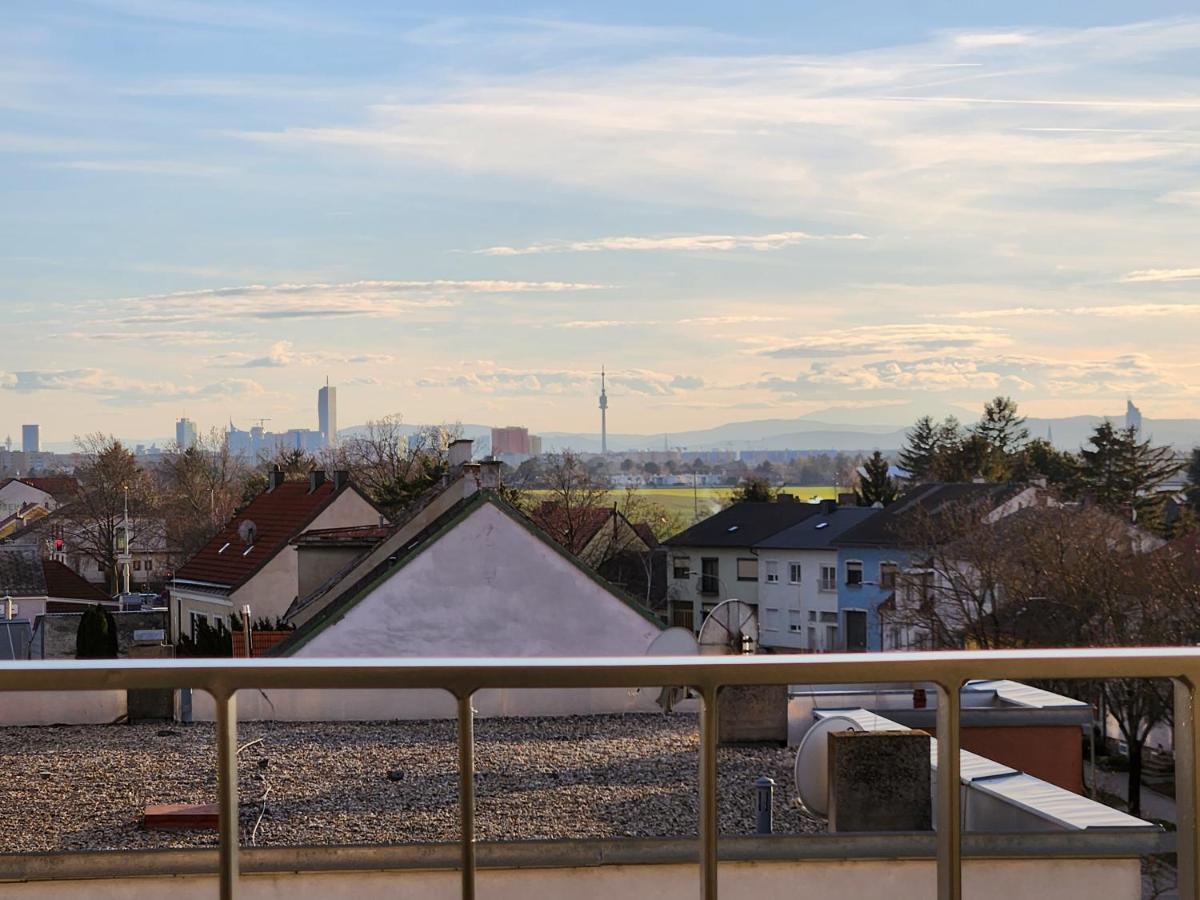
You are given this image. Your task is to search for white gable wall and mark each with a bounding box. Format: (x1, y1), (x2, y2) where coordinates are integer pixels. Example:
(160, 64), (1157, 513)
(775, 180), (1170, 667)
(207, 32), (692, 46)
(0, 481), (55, 518)
(193, 501), (668, 721)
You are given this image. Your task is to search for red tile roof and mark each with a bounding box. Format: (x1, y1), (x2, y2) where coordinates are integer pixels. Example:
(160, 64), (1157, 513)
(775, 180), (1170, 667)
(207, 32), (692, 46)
(41, 559), (110, 603)
(175, 480), (355, 589)
(530, 503), (619, 554)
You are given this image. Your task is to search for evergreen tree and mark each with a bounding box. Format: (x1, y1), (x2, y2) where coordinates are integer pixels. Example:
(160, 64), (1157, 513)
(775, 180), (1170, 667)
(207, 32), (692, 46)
(898, 416), (942, 481)
(76, 604), (118, 659)
(1013, 438), (1079, 491)
(1078, 421), (1181, 526)
(972, 396), (1029, 456)
(1186, 447), (1200, 510)
(856, 451), (898, 506)
(728, 477), (777, 503)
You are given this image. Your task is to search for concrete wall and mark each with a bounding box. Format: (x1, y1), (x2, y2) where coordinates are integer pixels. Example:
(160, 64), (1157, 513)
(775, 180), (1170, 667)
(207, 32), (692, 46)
(33, 611), (167, 659)
(295, 545), (364, 604)
(0, 858), (1142, 900)
(0, 690), (125, 726)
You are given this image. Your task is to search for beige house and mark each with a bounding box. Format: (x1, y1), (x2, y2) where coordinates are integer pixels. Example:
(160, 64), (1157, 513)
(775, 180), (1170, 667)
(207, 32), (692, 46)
(169, 470), (381, 639)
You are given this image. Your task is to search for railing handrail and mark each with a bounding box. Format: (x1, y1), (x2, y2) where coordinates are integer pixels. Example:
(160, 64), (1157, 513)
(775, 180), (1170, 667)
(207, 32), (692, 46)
(4, 647), (1200, 900)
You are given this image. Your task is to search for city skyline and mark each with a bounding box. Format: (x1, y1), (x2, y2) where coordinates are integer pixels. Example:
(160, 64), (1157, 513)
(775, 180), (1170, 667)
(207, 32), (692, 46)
(3, 3), (1200, 438)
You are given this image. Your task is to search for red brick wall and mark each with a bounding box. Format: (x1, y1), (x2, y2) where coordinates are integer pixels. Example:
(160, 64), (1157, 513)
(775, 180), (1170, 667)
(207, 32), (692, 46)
(232, 630), (292, 658)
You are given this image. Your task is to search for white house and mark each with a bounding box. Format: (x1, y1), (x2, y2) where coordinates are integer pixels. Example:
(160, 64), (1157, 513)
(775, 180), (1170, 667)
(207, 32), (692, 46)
(170, 469), (381, 639)
(752, 503), (880, 651)
(191, 489), (665, 722)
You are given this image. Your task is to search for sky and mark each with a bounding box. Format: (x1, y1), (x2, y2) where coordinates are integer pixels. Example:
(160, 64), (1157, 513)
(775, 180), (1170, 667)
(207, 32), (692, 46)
(3, 1), (1199, 446)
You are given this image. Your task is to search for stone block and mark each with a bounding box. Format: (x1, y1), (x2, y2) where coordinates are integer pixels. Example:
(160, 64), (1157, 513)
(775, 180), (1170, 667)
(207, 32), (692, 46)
(827, 730), (932, 832)
(717, 684), (787, 744)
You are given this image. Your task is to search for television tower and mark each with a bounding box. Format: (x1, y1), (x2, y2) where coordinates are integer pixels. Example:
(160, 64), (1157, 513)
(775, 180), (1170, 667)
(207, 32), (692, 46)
(599, 366), (608, 455)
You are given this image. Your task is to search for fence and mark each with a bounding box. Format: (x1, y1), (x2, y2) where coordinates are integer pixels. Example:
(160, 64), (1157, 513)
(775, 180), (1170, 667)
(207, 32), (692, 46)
(1, 647), (1199, 900)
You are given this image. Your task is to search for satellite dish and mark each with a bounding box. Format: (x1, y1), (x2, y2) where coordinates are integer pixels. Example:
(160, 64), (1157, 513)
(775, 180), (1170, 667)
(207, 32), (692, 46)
(793, 714), (864, 816)
(697, 599), (758, 656)
(238, 520), (257, 545)
(644, 627), (700, 713)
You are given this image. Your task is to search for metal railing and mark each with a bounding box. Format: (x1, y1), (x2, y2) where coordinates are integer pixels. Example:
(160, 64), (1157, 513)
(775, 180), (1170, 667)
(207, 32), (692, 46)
(1, 647), (1199, 900)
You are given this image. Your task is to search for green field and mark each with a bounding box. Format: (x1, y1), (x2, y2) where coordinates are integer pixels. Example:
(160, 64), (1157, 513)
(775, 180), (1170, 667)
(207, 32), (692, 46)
(530, 485), (839, 522)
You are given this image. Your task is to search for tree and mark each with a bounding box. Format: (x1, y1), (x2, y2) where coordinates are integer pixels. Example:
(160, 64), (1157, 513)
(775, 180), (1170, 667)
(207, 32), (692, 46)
(76, 604), (118, 659)
(727, 477), (777, 504)
(898, 416), (942, 481)
(158, 428), (251, 560)
(1013, 438), (1079, 491)
(1078, 421), (1181, 529)
(326, 415), (460, 519)
(532, 451), (612, 553)
(620, 458), (634, 473)
(972, 396), (1029, 457)
(643, 461), (660, 476)
(855, 451), (898, 506)
(56, 435), (161, 593)
(1186, 447), (1200, 510)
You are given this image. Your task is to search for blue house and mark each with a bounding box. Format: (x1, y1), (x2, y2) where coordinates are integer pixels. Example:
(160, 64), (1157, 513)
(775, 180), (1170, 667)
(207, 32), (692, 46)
(832, 483), (1033, 651)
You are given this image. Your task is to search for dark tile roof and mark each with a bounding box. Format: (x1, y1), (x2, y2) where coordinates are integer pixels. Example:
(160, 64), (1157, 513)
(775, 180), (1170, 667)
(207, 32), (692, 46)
(663, 500), (822, 549)
(530, 503), (621, 555)
(175, 480), (358, 590)
(833, 482), (1026, 548)
(753, 506), (881, 550)
(0, 546), (46, 596)
(42, 559), (110, 602)
(16, 476), (79, 499)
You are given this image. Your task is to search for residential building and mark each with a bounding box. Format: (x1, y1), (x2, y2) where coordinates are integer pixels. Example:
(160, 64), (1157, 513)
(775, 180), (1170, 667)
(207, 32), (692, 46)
(21, 424), (39, 454)
(318, 380), (337, 447)
(491, 425), (532, 455)
(175, 417), (198, 448)
(0, 475), (75, 518)
(0, 545), (113, 621)
(170, 469), (381, 638)
(752, 502), (880, 651)
(663, 497), (823, 631)
(832, 483), (1042, 651)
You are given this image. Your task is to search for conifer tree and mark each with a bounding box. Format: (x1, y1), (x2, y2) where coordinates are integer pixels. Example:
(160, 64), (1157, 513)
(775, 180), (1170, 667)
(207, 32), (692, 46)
(898, 416), (942, 481)
(856, 451), (898, 506)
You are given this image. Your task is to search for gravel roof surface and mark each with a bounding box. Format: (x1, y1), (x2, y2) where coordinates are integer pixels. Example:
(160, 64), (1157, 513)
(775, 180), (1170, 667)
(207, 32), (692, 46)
(0, 714), (823, 852)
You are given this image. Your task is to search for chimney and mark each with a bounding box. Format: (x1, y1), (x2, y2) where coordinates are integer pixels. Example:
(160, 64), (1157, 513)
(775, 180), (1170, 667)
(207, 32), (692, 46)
(461, 461), (481, 497)
(332, 469), (350, 490)
(479, 458), (502, 490)
(308, 470), (326, 493)
(819, 499), (837, 515)
(268, 465), (285, 491)
(837, 492), (857, 507)
(777, 492), (795, 503)
(448, 438), (473, 468)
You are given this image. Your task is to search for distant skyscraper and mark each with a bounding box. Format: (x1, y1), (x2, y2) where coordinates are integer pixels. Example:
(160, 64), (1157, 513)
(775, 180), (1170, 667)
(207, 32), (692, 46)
(318, 379), (337, 447)
(1126, 399), (1143, 434)
(599, 367), (608, 455)
(21, 424), (39, 454)
(491, 426), (532, 455)
(176, 417), (198, 449)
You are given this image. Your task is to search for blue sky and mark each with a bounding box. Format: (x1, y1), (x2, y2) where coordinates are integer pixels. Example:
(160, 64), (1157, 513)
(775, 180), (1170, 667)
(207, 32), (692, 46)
(3, 1), (1199, 444)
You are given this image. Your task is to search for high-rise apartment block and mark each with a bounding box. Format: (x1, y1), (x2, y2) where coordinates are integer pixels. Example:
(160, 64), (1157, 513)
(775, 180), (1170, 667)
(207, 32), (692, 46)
(176, 417), (198, 448)
(491, 426), (532, 456)
(21, 424), (39, 454)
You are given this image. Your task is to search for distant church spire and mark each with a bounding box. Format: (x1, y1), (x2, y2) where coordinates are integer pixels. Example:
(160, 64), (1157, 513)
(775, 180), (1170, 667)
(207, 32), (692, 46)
(599, 366), (608, 455)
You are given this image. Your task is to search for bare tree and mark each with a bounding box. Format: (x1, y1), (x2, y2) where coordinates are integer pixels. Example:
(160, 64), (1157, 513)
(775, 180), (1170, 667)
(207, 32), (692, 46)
(158, 428), (252, 559)
(530, 451), (612, 555)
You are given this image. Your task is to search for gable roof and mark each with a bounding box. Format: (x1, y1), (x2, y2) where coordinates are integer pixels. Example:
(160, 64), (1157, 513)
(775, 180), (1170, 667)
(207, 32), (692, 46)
(0, 546), (47, 597)
(529, 502), (655, 556)
(754, 505), (881, 550)
(833, 482), (1026, 549)
(174, 479), (361, 590)
(270, 490), (663, 657)
(16, 476), (78, 499)
(42, 559), (110, 603)
(663, 500), (823, 549)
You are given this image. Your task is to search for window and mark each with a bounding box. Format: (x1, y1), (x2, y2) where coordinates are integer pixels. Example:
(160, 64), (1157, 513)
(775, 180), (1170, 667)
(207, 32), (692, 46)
(819, 565), (837, 591)
(133, 559), (141, 571)
(736, 558), (758, 582)
(700, 558), (719, 595)
(819, 611), (838, 623)
(879, 562), (898, 590)
(765, 560), (779, 584)
(807, 610), (816, 621)
(764, 607), (780, 632)
(672, 556), (690, 579)
(189, 611), (209, 637)
(845, 560), (864, 586)
(789, 562), (802, 584)
(145, 559), (153, 571)
(807, 625), (818, 649)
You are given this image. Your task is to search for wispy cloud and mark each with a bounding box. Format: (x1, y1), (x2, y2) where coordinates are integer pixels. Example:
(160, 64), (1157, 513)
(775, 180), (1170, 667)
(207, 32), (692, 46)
(1120, 267), (1200, 283)
(414, 364), (704, 398)
(215, 340), (394, 368)
(45, 159), (236, 177)
(0, 368), (265, 405)
(759, 324), (1010, 358)
(933, 302), (1200, 319)
(475, 230), (867, 256)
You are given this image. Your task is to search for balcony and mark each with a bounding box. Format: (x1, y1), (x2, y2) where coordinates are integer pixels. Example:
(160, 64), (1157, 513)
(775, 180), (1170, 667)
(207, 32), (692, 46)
(0, 648), (1194, 899)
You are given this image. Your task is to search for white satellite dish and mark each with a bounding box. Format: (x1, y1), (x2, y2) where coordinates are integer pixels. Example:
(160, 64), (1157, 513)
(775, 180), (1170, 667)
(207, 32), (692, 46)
(644, 627), (700, 712)
(793, 714), (865, 817)
(697, 599), (758, 656)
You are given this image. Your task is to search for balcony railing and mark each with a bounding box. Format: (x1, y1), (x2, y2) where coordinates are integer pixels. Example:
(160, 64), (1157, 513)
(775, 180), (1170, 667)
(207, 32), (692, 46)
(2, 647), (1199, 900)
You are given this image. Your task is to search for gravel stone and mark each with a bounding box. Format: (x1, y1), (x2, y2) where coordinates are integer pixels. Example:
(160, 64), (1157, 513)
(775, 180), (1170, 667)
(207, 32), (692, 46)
(0, 714), (823, 852)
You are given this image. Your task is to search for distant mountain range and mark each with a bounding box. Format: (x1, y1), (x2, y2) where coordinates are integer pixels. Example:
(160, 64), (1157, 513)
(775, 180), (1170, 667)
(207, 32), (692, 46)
(341, 413), (1200, 455)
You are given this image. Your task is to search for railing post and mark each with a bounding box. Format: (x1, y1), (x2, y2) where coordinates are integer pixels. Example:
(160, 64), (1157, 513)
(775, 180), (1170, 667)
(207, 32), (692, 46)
(698, 685), (719, 900)
(935, 680), (962, 900)
(214, 689), (239, 900)
(1176, 678), (1199, 899)
(457, 692), (476, 900)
